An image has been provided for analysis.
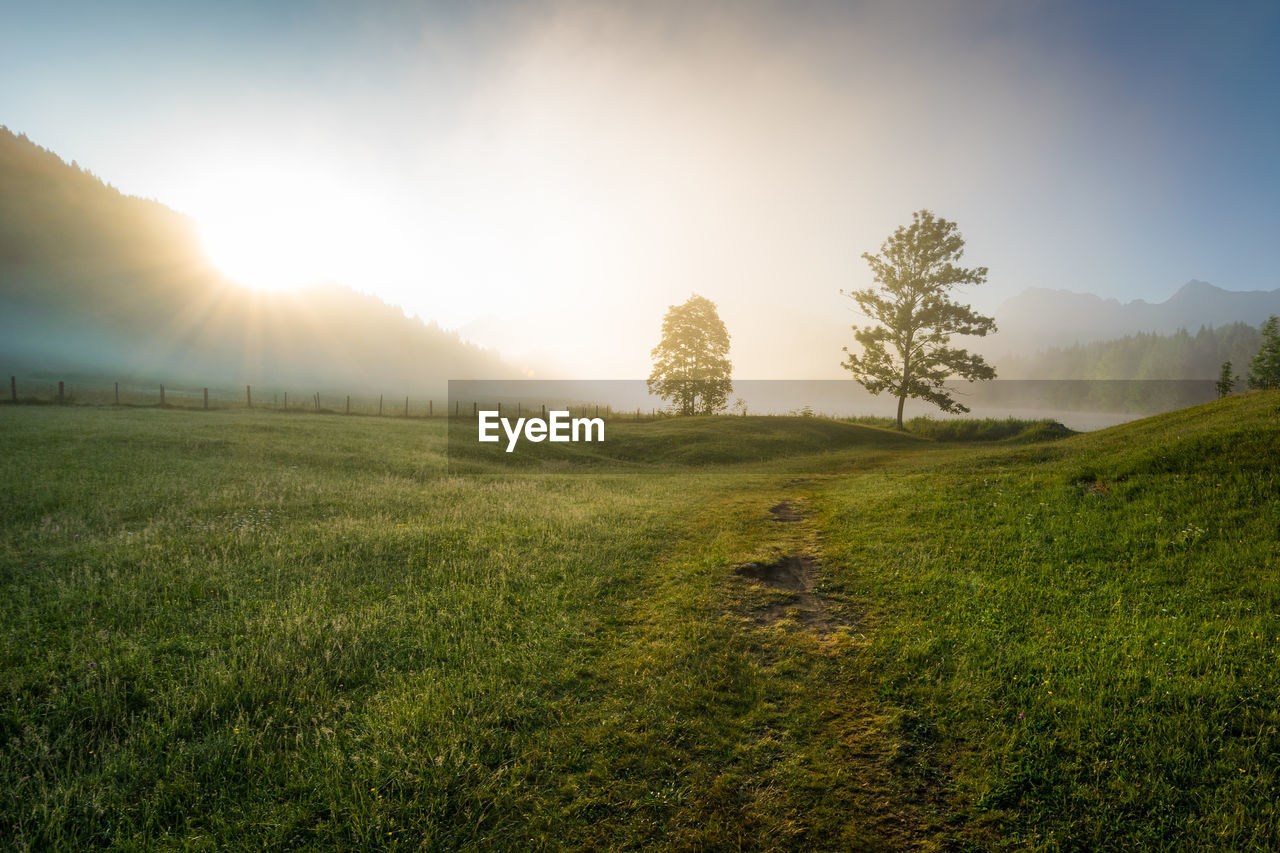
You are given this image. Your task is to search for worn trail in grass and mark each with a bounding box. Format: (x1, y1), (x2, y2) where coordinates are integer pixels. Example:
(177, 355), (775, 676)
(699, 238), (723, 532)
(0, 407), (936, 849)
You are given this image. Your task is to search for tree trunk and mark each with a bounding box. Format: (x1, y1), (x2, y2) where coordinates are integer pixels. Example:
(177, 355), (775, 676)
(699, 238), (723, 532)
(897, 333), (913, 429)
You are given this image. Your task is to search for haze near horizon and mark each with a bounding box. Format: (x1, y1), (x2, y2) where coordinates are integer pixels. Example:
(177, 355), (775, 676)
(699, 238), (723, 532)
(4, 0), (1278, 378)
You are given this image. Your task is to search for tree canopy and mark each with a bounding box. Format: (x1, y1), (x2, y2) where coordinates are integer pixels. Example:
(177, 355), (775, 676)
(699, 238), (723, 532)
(647, 294), (732, 415)
(841, 210), (997, 428)
(1248, 315), (1280, 390)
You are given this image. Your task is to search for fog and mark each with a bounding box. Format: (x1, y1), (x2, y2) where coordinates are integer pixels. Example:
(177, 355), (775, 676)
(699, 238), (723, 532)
(447, 380), (1219, 433)
(7, 1), (1275, 383)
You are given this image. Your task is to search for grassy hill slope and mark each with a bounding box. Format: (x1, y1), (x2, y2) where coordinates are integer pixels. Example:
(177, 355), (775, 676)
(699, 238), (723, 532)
(816, 390), (1280, 847)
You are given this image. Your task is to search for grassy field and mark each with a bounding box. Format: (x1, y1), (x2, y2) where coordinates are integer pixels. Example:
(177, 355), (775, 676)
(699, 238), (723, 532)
(1, 396), (1277, 850)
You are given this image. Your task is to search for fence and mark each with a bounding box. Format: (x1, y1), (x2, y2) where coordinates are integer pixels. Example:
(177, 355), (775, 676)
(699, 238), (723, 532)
(2, 375), (670, 422)
(9, 374), (1211, 428)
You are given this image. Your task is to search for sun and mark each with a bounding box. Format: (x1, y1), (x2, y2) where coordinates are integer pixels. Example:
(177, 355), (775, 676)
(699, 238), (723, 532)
(202, 222), (310, 291)
(192, 160), (441, 304)
(191, 160), (372, 292)
(199, 197), (337, 291)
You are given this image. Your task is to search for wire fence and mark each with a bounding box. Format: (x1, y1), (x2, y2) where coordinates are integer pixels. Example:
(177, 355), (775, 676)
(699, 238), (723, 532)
(1, 375), (670, 421)
(4, 374), (1220, 430)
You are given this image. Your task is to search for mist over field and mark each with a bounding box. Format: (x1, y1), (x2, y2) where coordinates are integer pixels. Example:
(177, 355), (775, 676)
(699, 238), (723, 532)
(4, 123), (1277, 422)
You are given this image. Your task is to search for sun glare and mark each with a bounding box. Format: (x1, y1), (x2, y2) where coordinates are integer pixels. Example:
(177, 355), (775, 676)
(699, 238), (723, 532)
(202, 221), (313, 291)
(192, 162), (378, 292)
(198, 188), (352, 292)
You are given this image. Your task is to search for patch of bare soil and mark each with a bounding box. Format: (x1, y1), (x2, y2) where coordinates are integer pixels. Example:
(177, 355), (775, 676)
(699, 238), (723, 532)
(734, 554), (853, 634)
(735, 553), (812, 589)
(769, 500), (803, 522)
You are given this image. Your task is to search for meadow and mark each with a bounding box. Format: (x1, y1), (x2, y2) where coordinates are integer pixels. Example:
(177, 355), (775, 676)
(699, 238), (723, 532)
(1, 394), (1277, 850)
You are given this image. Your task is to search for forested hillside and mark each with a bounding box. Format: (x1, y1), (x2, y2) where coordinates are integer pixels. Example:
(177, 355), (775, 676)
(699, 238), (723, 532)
(999, 322), (1263, 380)
(0, 127), (507, 391)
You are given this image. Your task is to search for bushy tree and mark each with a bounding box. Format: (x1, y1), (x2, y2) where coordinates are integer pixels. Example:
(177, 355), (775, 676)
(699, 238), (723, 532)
(647, 294), (732, 415)
(842, 210), (997, 428)
(1247, 315), (1280, 390)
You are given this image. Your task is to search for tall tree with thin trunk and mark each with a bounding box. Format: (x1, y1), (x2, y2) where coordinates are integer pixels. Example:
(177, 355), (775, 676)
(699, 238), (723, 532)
(842, 210), (997, 428)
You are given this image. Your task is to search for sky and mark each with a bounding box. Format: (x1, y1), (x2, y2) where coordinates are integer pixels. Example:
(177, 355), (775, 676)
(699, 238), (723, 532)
(4, 0), (1279, 378)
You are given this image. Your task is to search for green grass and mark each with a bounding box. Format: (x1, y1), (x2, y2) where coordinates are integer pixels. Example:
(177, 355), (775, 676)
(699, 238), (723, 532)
(448, 413), (920, 472)
(844, 414), (1075, 443)
(2, 395), (1278, 849)
(817, 391), (1280, 848)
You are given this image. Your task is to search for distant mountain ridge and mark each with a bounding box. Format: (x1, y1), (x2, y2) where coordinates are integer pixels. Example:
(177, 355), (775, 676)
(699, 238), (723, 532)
(989, 280), (1280, 357)
(0, 126), (508, 391)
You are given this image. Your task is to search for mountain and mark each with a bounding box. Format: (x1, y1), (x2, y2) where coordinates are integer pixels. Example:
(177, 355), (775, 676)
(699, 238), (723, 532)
(0, 126), (508, 392)
(988, 280), (1280, 358)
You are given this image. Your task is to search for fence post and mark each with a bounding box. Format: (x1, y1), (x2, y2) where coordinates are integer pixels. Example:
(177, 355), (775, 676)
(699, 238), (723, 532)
(58, 381), (65, 405)
(473, 401), (477, 417)
(542, 403), (546, 418)
(246, 385), (252, 408)
(404, 396), (409, 417)
(455, 400), (459, 417)
(429, 400), (433, 417)
(203, 388), (209, 409)
(284, 392), (288, 410)
(10, 376), (15, 403)
(346, 395), (350, 415)
(315, 392), (320, 412)
(114, 382), (119, 405)
(379, 394), (383, 416)
(160, 385), (165, 407)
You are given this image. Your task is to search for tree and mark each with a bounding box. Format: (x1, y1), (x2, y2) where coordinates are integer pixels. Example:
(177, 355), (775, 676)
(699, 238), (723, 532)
(647, 294), (733, 415)
(1247, 315), (1280, 390)
(1216, 360), (1237, 398)
(841, 210), (997, 428)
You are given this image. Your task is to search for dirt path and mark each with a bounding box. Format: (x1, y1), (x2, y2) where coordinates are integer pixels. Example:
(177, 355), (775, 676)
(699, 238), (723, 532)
(734, 498), (859, 637)
(725, 488), (956, 851)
